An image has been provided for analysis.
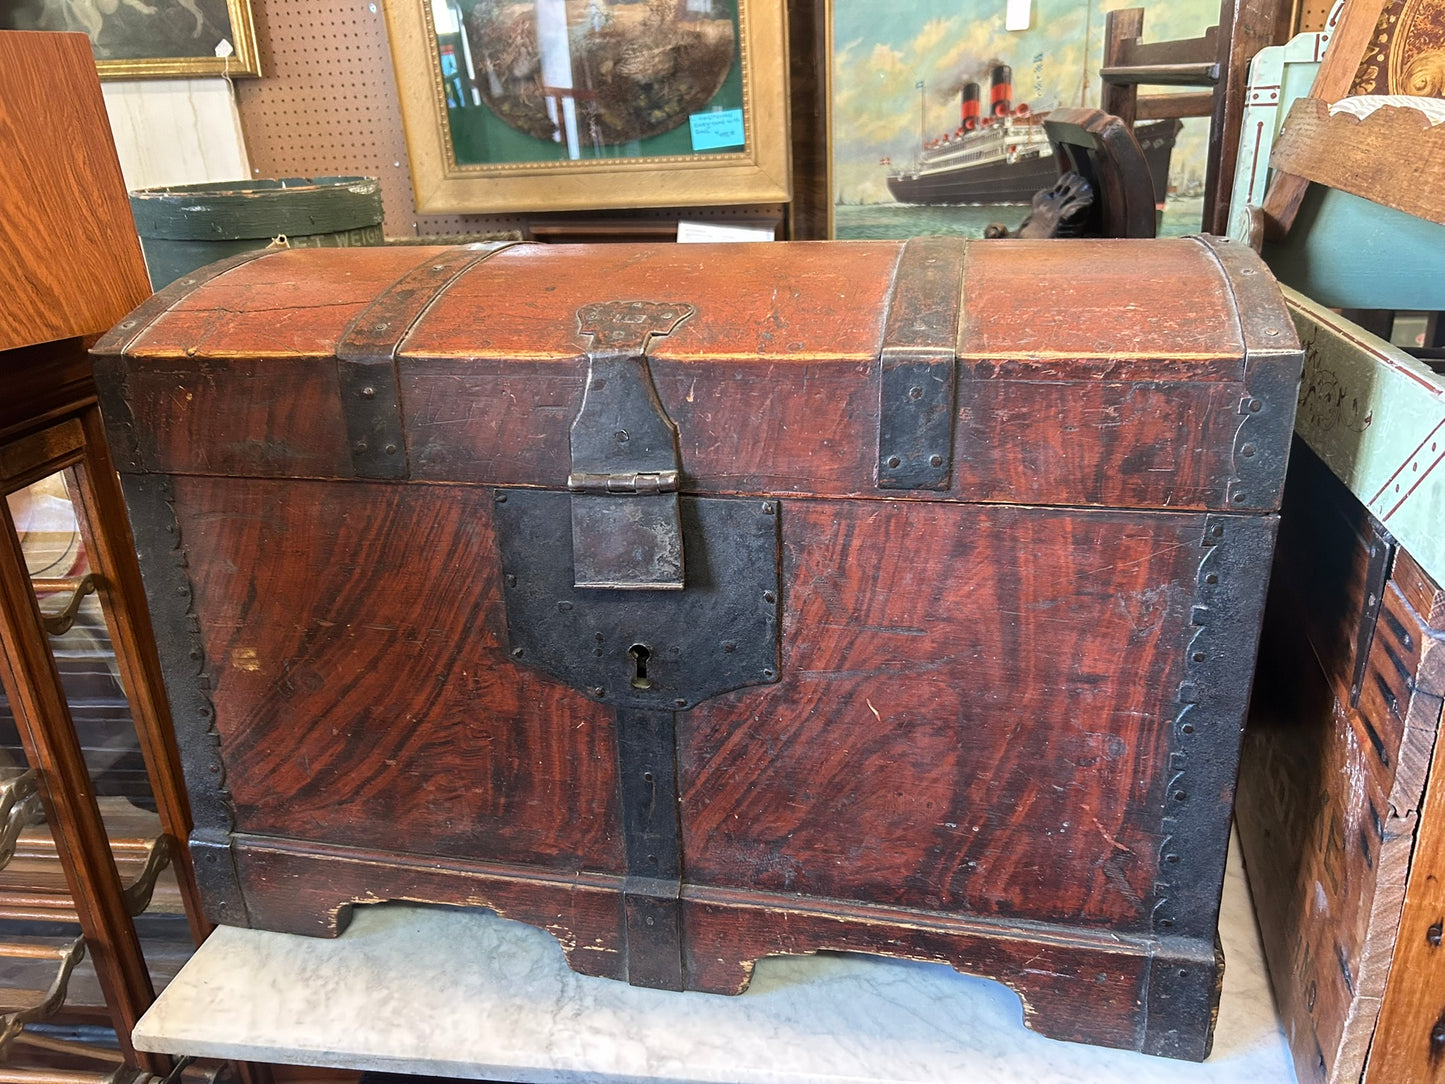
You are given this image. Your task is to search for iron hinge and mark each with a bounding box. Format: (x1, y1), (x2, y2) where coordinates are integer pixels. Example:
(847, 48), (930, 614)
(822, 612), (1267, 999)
(567, 470), (680, 495)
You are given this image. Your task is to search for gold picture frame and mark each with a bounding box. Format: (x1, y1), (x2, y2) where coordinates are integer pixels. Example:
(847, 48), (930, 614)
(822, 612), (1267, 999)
(384, 0), (791, 213)
(0, 0), (262, 79)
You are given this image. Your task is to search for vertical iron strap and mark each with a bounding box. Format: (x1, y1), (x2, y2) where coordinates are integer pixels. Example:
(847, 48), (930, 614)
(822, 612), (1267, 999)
(1351, 516), (1397, 707)
(336, 243), (517, 479)
(876, 236), (966, 490)
(615, 706), (685, 990)
(1154, 513), (1278, 943)
(120, 473), (249, 926)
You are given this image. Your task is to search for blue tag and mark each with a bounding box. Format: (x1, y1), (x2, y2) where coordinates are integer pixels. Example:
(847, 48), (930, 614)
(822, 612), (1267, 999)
(689, 109), (745, 151)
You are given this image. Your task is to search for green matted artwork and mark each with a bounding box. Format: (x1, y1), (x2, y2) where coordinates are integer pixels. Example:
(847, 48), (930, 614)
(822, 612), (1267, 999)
(830, 0), (1219, 239)
(385, 0), (790, 213)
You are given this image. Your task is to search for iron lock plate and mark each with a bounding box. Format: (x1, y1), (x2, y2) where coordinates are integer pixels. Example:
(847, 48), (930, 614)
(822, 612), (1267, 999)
(494, 490), (781, 711)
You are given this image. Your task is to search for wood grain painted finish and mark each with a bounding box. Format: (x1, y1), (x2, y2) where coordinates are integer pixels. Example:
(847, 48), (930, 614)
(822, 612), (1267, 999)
(680, 499), (1195, 929)
(174, 478), (1204, 926)
(122, 246), (461, 360)
(95, 237), (1298, 1060)
(172, 477), (623, 873)
(109, 240), (1268, 512)
(680, 891), (1155, 1047)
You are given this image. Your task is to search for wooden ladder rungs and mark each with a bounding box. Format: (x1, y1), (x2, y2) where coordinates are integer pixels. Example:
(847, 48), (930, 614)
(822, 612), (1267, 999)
(1099, 61), (1219, 86)
(1135, 92), (1216, 120)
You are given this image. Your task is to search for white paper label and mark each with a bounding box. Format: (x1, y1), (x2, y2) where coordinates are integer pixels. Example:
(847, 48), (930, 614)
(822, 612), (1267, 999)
(676, 221), (776, 243)
(215, 38), (234, 58)
(1005, 0), (1030, 31)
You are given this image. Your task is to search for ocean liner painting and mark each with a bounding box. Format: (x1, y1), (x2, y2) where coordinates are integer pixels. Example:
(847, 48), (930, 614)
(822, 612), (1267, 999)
(831, 0), (1218, 237)
(885, 64), (1181, 205)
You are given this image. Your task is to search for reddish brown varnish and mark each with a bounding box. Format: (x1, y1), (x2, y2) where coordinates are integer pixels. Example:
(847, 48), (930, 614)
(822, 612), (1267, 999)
(93, 239), (1299, 1062)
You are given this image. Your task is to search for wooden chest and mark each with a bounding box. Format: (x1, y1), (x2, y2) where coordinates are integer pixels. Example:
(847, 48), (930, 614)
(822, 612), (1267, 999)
(93, 237), (1300, 1061)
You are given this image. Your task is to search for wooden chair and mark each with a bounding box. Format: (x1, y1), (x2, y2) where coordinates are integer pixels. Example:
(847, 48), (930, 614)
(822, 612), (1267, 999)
(1101, 1), (1297, 235)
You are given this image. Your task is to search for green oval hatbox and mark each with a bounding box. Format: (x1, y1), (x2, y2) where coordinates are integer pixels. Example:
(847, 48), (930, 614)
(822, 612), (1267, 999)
(129, 176), (384, 290)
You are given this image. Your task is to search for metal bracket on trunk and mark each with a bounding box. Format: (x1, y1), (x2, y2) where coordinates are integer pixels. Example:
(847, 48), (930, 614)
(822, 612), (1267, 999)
(1350, 516), (1397, 708)
(495, 485), (782, 992)
(336, 244), (515, 480)
(877, 237), (965, 491)
(570, 302), (694, 590)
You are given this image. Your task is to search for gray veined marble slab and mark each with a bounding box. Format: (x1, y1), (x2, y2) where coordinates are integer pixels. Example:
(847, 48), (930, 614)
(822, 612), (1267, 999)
(134, 834), (1297, 1084)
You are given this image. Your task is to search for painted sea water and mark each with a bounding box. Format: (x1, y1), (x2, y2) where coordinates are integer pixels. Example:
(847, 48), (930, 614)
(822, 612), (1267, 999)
(834, 196), (1206, 240)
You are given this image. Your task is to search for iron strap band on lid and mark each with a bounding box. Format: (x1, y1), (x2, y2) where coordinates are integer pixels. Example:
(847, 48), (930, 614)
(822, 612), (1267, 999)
(336, 242), (519, 479)
(877, 235), (966, 491)
(1192, 234), (1303, 514)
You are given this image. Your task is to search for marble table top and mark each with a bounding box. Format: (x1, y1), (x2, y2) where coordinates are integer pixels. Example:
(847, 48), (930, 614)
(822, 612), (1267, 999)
(134, 835), (1296, 1084)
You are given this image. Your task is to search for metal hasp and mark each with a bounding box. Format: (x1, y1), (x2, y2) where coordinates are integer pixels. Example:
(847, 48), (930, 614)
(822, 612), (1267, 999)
(570, 301), (695, 589)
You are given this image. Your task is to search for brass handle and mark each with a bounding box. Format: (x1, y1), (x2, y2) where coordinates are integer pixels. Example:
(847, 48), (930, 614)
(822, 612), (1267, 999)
(0, 770), (40, 870)
(32, 575), (97, 636)
(0, 935), (87, 1056)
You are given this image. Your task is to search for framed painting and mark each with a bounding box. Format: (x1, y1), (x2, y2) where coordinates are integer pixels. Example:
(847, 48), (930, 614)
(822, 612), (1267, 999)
(0, 0), (261, 78)
(384, 0), (790, 213)
(1350, 0), (1445, 97)
(829, 0), (1220, 239)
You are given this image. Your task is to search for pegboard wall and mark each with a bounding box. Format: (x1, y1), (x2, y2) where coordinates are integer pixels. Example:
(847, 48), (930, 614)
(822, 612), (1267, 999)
(234, 0), (784, 238)
(1298, 0), (1334, 31)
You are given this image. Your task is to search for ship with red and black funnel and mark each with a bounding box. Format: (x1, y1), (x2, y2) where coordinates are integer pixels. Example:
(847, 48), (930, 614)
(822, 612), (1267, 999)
(886, 63), (1180, 206)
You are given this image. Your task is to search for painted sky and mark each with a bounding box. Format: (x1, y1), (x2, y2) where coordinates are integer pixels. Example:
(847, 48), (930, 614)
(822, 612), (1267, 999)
(832, 0), (1219, 204)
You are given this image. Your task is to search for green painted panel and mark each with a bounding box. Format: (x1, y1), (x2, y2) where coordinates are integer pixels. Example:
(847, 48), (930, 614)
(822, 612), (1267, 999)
(1226, 31), (1323, 242)
(1265, 187), (1445, 310)
(1287, 286), (1445, 583)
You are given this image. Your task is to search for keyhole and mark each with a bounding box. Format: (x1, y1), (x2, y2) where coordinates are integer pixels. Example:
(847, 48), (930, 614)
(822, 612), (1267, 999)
(629, 644), (652, 689)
